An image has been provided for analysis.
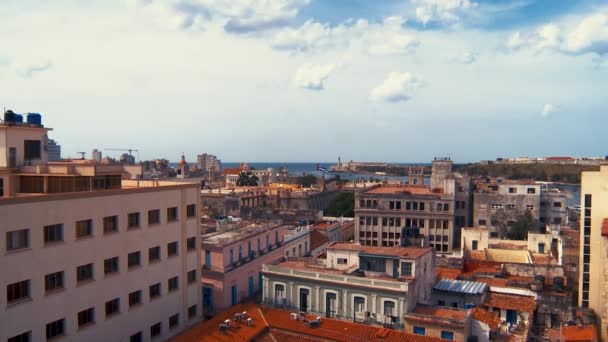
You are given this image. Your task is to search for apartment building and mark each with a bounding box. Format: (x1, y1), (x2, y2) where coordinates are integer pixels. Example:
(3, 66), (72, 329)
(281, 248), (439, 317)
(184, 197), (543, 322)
(201, 221), (310, 316)
(0, 114), (202, 341)
(578, 165), (608, 341)
(262, 243), (435, 328)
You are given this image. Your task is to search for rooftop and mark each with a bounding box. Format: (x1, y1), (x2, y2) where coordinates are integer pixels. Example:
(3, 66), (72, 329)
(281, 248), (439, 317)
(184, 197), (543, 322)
(328, 242), (432, 259)
(547, 325), (598, 342)
(404, 306), (469, 328)
(435, 267), (463, 280)
(484, 293), (536, 313)
(173, 303), (449, 342)
(201, 222), (286, 246)
(471, 308), (501, 330)
(364, 185), (443, 196)
(434, 279), (488, 295)
(309, 230), (329, 251)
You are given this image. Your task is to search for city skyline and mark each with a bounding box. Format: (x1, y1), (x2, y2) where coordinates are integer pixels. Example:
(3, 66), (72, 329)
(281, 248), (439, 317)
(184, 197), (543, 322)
(1, 0), (607, 162)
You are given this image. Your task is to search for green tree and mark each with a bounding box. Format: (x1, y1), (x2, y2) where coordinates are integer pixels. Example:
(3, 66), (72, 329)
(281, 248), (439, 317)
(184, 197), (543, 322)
(325, 192), (355, 217)
(297, 174), (318, 187)
(508, 210), (539, 240)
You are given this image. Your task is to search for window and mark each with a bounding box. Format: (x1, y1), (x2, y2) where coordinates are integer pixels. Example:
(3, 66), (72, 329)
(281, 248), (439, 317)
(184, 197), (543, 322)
(553, 201), (562, 208)
(7, 331), (31, 342)
(169, 313), (180, 329)
(478, 219), (486, 225)
(76, 219), (93, 238)
(24, 140), (42, 160)
(150, 322), (162, 338)
(129, 290), (142, 307)
(78, 307), (95, 327)
(526, 204), (534, 211)
(472, 240), (478, 251)
(128, 212), (140, 229)
(167, 207), (178, 222)
(527, 187), (536, 194)
(103, 216), (119, 234)
(168, 276), (179, 291)
(509, 187), (517, 193)
(187, 270), (197, 284)
(6, 229), (29, 251)
(148, 209), (160, 225)
(401, 262), (412, 276)
(104, 257), (119, 275)
(128, 251), (141, 268)
(46, 318), (65, 339)
(44, 224), (64, 244)
(7, 280), (30, 304)
(188, 305), (197, 318)
(105, 298), (120, 317)
(443, 203), (449, 211)
(383, 301), (395, 316)
(187, 237), (196, 251)
(441, 331), (455, 340)
(149, 246), (161, 262)
(167, 241), (178, 257)
(538, 243), (545, 254)
(337, 258), (348, 264)
(45, 271), (64, 293)
(420, 202), (425, 211)
(187, 204), (196, 218)
(130, 332), (142, 342)
(150, 283), (161, 299)
(413, 326), (426, 335)
(0, 178), (3, 197)
(77, 263), (94, 283)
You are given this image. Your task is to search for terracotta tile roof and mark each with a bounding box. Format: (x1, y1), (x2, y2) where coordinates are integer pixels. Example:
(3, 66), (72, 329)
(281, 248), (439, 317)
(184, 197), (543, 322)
(404, 306), (469, 329)
(328, 242), (432, 259)
(436, 267), (463, 280)
(364, 185), (443, 196)
(313, 222), (333, 229)
(468, 250), (487, 260)
(548, 325), (598, 341)
(309, 230), (329, 251)
(260, 306), (447, 342)
(471, 308), (501, 330)
(473, 277), (511, 288)
(602, 219), (608, 238)
(531, 253), (557, 265)
(484, 293), (536, 313)
(172, 303), (266, 342)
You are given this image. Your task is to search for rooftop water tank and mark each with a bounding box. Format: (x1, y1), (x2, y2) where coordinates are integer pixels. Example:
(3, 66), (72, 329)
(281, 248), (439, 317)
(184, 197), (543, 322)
(14, 114), (23, 123)
(4, 110), (18, 123)
(26, 113), (42, 125)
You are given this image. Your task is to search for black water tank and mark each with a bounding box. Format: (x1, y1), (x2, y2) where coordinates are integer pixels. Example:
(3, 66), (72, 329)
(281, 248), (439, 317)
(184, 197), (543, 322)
(4, 110), (18, 123)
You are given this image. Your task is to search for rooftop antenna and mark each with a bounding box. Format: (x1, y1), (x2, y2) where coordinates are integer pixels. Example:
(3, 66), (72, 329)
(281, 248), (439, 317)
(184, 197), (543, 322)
(77, 152), (86, 160)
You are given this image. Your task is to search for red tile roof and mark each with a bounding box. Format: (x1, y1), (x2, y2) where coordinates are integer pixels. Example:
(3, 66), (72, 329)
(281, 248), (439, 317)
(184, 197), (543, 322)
(484, 293), (536, 313)
(313, 222), (333, 229)
(471, 308), (501, 330)
(602, 219), (608, 238)
(549, 325), (598, 341)
(436, 267), (463, 280)
(309, 230), (329, 251)
(174, 304), (449, 342)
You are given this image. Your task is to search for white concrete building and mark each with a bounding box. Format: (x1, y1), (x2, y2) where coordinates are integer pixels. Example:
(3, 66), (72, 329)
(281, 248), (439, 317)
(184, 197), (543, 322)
(0, 113), (202, 341)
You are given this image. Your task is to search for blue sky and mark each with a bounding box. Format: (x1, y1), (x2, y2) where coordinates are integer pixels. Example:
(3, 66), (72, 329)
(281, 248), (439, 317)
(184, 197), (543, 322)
(0, 0), (606, 163)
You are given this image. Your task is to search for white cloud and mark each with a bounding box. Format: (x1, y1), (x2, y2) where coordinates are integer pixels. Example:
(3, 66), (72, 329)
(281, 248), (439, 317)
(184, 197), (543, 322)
(541, 103), (557, 117)
(134, 0), (311, 32)
(450, 51), (477, 64)
(293, 63), (336, 90)
(15, 61), (52, 78)
(413, 0), (478, 26)
(370, 72), (422, 102)
(505, 13), (608, 57)
(271, 16), (419, 55)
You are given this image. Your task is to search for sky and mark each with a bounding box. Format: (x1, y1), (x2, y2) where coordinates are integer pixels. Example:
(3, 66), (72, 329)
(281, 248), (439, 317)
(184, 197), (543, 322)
(0, 0), (607, 163)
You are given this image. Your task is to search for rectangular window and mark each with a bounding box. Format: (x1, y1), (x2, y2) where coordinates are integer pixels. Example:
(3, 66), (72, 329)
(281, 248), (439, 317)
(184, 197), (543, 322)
(478, 219), (487, 225)
(150, 283), (161, 299)
(169, 313), (180, 329)
(443, 203), (449, 211)
(167, 207), (178, 222)
(24, 140), (41, 160)
(149, 246), (161, 262)
(472, 240), (478, 251)
(148, 209), (160, 225)
(526, 205), (534, 211)
(187, 204), (196, 218)
(396, 201), (401, 210)
(337, 258), (348, 264)
(150, 322), (162, 338)
(75, 219), (93, 238)
(420, 202), (425, 211)
(46, 318), (65, 339)
(45, 271), (64, 293)
(128, 251), (141, 268)
(128, 212), (140, 229)
(129, 290), (142, 307)
(44, 224), (64, 244)
(168, 276), (179, 291)
(187, 237), (196, 251)
(104, 257), (119, 275)
(77, 263), (94, 283)
(7, 280), (30, 303)
(130, 332), (142, 342)
(585, 194), (592, 208)
(413, 326), (426, 335)
(401, 262), (412, 276)
(188, 305), (197, 319)
(188, 270), (197, 284)
(105, 298), (120, 317)
(8, 331), (31, 342)
(413, 202), (418, 210)
(78, 307), (95, 327)
(6, 229), (29, 251)
(168, 241), (178, 257)
(553, 202), (562, 208)
(509, 187), (517, 193)
(103, 216), (119, 234)
(389, 201), (395, 209)
(527, 188), (536, 194)
(441, 331), (454, 340)
(0, 178), (3, 197)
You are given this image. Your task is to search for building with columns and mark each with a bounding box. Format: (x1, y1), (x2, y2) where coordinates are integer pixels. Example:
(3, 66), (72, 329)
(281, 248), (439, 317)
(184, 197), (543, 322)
(261, 242), (435, 329)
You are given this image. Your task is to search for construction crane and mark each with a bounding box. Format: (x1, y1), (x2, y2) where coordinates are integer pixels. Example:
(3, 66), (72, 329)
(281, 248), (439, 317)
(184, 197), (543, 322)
(103, 148), (140, 163)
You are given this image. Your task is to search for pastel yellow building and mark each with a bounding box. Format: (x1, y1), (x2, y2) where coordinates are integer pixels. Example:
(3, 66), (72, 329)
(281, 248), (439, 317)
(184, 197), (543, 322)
(579, 165), (608, 341)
